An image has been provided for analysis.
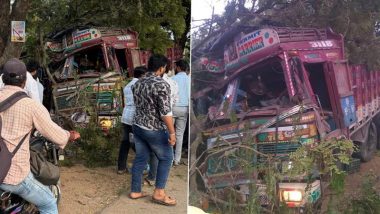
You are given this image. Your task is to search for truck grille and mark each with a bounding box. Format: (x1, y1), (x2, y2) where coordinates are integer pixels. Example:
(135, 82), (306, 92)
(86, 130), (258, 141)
(258, 142), (301, 155)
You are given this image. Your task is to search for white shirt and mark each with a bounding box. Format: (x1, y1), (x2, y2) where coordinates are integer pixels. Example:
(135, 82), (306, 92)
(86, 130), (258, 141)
(0, 73), (41, 103)
(37, 78), (44, 103)
(163, 73), (179, 109)
(121, 78), (139, 125)
(25, 72), (41, 103)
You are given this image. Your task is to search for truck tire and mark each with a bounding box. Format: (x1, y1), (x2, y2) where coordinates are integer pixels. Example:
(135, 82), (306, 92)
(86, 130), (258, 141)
(377, 127), (380, 149)
(359, 123), (377, 162)
(373, 113), (380, 149)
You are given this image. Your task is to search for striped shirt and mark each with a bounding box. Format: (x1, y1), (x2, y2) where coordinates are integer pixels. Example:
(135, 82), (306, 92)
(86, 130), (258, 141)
(0, 85), (70, 185)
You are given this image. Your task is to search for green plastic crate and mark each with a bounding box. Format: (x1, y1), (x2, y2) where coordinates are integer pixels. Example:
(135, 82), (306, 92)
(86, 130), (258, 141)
(343, 158), (360, 174)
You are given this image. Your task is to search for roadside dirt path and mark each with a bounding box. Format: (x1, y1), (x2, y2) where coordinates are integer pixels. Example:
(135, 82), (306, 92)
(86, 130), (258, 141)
(58, 165), (125, 214)
(321, 154), (380, 212)
(344, 155), (380, 194)
(58, 164), (188, 214)
(101, 165), (188, 214)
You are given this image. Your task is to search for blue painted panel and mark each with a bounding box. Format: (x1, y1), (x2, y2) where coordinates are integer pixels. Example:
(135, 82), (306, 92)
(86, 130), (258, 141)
(341, 95), (357, 127)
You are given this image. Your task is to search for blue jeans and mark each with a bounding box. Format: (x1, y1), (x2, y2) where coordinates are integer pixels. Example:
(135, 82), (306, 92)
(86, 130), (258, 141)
(0, 172), (57, 214)
(147, 153), (158, 181)
(131, 125), (173, 192)
(173, 106), (189, 164)
(117, 124), (135, 171)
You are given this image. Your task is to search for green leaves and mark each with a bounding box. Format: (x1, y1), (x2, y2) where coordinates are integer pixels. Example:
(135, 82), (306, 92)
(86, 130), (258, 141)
(287, 138), (355, 177)
(26, 0), (188, 57)
(193, 0), (380, 69)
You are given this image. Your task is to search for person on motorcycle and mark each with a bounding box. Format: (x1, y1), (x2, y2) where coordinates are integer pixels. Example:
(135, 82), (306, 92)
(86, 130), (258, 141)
(0, 58), (80, 214)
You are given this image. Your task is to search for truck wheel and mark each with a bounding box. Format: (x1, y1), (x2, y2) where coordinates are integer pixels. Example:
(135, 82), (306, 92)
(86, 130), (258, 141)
(373, 113), (380, 149)
(377, 125), (380, 149)
(377, 128), (380, 149)
(360, 123), (377, 162)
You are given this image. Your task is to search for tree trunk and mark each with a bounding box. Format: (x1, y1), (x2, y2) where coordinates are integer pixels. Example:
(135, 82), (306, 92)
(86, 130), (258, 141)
(0, 0), (30, 65)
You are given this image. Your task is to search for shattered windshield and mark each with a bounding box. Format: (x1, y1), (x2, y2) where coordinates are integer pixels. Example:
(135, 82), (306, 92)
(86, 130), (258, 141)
(211, 60), (293, 119)
(59, 46), (106, 79)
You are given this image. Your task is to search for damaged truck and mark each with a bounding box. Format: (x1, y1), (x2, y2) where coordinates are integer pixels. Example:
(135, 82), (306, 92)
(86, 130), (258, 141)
(45, 26), (182, 128)
(192, 26), (380, 210)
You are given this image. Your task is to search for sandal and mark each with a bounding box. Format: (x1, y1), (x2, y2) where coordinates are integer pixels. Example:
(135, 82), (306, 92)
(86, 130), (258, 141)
(152, 195), (177, 206)
(128, 192), (149, 200)
(143, 178), (155, 186)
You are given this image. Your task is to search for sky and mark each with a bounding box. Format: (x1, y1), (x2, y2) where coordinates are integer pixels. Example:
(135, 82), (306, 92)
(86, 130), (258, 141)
(191, 0), (253, 33)
(191, 0), (227, 32)
(192, 0), (226, 21)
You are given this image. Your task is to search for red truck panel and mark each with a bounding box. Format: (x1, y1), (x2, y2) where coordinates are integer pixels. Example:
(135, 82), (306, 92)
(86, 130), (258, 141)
(333, 62), (351, 95)
(366, 69), (372, 115)
(372, 71), (377, 112)
(352, 65), (363, 122)
(359, 66), (368, 118)
(347, 65), (353, 89)
(167, 46), (183, 69)
(327, 61), (357, 128)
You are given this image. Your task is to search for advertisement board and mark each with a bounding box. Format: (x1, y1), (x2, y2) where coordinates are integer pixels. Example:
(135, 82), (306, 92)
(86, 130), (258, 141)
(11, 21), (26, 42)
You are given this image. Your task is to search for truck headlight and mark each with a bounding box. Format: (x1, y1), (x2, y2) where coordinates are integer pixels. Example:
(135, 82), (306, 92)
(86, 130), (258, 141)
(282, 190), (303, 202)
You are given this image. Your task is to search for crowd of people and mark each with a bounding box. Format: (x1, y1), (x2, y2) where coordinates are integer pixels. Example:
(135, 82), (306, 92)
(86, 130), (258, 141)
(117, 54), (190, 206)
(0, 54), (189, 214)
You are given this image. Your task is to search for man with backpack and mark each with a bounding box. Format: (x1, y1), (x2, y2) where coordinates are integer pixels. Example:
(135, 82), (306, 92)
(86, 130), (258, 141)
(0, 58), (80, 214)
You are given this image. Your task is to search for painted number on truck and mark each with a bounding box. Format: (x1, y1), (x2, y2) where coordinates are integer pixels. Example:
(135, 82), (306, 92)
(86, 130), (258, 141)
(117, 35), (132, 40)
(309, 40), (334, 48)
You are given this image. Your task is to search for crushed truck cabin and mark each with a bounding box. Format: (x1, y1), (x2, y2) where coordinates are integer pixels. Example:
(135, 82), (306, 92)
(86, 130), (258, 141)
(194, 26), (380, 210)
(45, 27), (182, 129)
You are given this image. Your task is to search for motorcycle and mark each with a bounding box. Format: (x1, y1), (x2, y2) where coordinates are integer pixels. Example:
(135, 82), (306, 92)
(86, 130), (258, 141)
(0, 134), (62, 214)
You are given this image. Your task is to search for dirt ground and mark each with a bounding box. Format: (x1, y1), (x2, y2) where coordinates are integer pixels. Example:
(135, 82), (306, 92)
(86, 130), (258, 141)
(56, 154), (380, 214)
(58, 164), (188, 214)
(343, 154), (380, 195)
(320, 153), (380, 213)
(189, 153), (380, 214)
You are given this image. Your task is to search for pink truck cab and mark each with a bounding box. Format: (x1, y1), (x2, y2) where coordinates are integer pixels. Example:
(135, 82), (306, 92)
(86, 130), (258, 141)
(46, 27), (182, 127)
(196, 27), (380, 209)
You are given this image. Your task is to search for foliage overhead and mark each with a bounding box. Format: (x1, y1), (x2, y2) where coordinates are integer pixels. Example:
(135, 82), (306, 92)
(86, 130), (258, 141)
(24, 0), (189, 61)
(192, 0), (380, 69)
